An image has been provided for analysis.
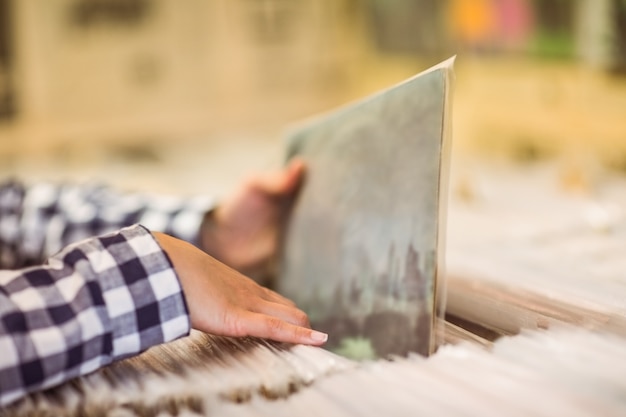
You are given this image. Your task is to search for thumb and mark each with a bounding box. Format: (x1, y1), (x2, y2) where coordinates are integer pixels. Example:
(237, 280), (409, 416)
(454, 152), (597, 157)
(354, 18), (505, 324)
(252, 158), (306, 196)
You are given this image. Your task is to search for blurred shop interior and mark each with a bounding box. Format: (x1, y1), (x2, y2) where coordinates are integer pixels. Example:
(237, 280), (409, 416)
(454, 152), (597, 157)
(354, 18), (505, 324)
(0, 0), (625, 199)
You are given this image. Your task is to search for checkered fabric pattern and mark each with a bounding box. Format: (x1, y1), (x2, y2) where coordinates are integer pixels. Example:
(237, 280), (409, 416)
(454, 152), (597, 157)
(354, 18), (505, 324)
(0, 180), (214, 269)
(0, 225), (191, 406)
(0, 181), (215, 406)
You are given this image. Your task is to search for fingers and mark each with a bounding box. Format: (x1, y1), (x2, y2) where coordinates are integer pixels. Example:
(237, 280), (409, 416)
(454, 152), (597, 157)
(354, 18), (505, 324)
(259, 286), (297, 307)
(284, 158), (306, 192)
(249, 158), (306, 196)
(237, 311), (328, 346)
(251, 299), (310, 328)
(239, 274), (296, 307)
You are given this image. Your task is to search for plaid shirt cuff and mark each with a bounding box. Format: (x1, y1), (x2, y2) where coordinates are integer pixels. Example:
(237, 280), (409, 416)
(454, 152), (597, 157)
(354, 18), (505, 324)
(0, 180), (215, 269)
(0, 224), (190, 406)
(95, 225), (191, 359)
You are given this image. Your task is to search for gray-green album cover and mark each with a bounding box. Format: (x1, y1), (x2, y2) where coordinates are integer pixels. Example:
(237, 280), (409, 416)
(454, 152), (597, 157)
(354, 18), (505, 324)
(277, 57), (455, 358)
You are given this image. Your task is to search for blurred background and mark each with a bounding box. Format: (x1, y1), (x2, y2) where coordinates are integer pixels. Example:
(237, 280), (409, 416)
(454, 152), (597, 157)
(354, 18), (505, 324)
(1, 0), (624, 357)
(0, 0), (625, 199)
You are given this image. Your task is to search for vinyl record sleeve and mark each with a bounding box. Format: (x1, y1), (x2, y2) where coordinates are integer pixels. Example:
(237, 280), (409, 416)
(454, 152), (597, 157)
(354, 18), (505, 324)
(277, 57), (455, 358)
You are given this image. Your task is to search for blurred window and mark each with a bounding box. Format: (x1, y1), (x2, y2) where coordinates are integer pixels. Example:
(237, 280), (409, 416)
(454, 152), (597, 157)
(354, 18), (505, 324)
(533, 0), (572, 33)
(531, 0), (574, 58)
(615, 0), (626, 73)
(68, 0), (151, 28)
(241, 0), (300, 44)
(0, 0), (15, 120)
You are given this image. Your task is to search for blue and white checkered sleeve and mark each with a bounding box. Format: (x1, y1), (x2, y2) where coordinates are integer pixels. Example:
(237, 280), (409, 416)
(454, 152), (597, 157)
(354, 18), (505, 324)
(0, 224), (190, 407)
(0, 180), (215, 269)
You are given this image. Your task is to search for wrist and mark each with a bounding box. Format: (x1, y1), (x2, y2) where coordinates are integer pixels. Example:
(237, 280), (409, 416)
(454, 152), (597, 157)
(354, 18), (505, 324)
(199, 209), (227, 262)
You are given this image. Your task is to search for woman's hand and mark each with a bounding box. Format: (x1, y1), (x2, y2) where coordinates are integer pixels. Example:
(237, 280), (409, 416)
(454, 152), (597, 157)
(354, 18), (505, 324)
(154, 232), (327, 346)
(199, 159), (305, 280)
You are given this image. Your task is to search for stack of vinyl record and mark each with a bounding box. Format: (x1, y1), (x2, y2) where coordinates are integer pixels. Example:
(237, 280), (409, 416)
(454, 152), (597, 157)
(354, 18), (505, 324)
(5, 327), (626, 416)
(445, 165), (626, 340)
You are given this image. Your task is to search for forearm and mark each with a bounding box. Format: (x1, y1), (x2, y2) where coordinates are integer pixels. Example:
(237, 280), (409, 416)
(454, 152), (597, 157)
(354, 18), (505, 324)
(0, 224), (190, 407)
(0, 180), (214, 268)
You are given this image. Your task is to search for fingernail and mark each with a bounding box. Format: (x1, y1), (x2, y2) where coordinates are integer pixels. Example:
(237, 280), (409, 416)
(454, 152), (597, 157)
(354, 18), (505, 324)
(310, 330), (328, 343)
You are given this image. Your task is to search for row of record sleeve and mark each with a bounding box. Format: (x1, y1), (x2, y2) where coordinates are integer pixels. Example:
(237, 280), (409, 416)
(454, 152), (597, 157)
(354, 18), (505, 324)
(7, 327), (626, 416)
